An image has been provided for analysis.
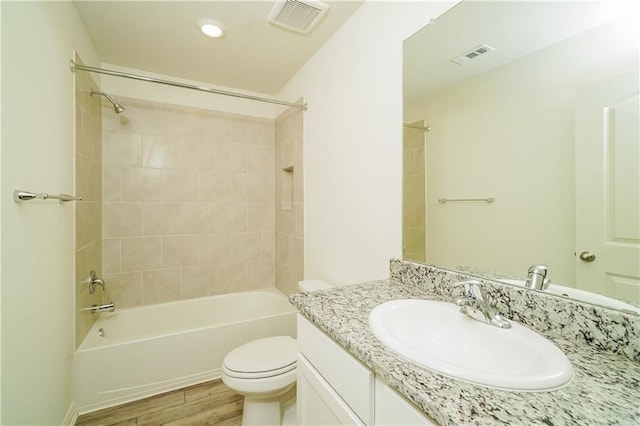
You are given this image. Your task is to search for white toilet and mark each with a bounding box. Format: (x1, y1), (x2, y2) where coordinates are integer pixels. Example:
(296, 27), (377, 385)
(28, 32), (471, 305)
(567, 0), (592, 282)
(221, 280), (333, 426)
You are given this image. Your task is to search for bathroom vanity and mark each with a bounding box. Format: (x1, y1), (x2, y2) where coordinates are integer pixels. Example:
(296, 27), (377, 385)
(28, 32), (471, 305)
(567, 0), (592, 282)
(290, 260), (640, 425)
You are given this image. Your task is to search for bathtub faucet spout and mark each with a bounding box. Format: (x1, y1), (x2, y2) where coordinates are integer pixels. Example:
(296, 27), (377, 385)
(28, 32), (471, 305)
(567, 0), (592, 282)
(86, 303), (115, 313)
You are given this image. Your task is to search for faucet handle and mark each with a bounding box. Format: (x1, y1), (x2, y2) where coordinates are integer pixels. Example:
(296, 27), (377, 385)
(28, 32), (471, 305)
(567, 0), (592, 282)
(453, 279), (486, 301)
(527, 264), (548, 276)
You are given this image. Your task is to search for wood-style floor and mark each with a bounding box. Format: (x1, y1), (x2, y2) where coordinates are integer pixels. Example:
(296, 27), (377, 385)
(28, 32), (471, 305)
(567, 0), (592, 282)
(75, 380), (243, 425)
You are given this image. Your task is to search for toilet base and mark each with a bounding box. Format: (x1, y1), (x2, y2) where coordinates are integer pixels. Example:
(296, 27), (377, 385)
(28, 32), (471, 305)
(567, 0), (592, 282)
(241, 384), (296, 426)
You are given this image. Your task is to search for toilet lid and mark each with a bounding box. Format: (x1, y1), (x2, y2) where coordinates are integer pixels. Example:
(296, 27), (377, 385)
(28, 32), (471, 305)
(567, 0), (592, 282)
(224, 336), (297, 379)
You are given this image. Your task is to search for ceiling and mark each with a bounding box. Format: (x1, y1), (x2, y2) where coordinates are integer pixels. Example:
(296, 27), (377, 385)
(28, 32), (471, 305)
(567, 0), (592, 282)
(403, 0), (629, 103)
(73, 1), (364, 95)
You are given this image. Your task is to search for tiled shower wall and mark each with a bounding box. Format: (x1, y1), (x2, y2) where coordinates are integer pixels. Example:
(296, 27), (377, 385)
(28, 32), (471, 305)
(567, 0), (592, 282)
(102, 97), (276, 308)
(275, 105), (304, 295)
(402, 125), (426, 263)
(74, 54), (103, 347)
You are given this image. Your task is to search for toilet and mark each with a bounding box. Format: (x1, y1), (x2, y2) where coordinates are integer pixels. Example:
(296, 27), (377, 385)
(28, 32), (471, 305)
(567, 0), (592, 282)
(222, 280), (333, 426)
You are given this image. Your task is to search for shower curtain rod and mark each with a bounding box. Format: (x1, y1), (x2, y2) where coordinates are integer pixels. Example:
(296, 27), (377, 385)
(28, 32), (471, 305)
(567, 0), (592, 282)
(69, 60), (308, 111)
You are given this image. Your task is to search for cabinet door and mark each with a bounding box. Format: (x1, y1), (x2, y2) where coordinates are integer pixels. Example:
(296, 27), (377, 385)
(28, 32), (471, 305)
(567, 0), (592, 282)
(297, 354), (364, 425)
(374, 378), (437, 425)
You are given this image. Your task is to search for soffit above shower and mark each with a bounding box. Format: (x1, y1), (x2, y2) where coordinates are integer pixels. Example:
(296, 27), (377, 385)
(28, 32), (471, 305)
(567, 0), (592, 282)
(72, 1), (363, 96)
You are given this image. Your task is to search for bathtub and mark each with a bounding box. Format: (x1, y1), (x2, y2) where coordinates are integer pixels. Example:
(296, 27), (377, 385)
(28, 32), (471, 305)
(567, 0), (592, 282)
(74, 288), (297, 414)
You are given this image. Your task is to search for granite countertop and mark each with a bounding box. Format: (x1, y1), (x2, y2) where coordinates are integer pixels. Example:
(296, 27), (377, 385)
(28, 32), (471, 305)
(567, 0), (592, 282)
(290, 279), (640, 426)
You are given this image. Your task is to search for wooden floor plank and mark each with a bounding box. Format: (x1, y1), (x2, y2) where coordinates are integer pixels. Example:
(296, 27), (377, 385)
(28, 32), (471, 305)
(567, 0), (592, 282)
(164, 399), (243, 426)
(136, 389), (243, 425)
(184, 380), (234, 402)
(76, 380), (243, 426)
(77, 390), (185, 425)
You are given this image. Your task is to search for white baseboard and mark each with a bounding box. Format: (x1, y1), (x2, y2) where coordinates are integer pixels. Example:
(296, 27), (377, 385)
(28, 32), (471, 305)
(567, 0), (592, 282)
(62, 401), (78, 426)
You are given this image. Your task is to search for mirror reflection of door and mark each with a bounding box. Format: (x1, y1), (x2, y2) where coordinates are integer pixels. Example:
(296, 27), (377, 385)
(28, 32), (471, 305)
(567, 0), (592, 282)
(403, 122), (428, 263)
(575, 71), (640, 304)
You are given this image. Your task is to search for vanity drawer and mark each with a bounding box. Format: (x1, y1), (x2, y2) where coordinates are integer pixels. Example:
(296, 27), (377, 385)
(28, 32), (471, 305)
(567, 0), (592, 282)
(297, 315), (374, 424)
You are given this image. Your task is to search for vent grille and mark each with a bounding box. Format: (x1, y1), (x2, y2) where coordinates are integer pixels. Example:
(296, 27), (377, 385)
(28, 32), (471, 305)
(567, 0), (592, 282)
(268, 0), (329, 34)
(451, 44), (495, 65)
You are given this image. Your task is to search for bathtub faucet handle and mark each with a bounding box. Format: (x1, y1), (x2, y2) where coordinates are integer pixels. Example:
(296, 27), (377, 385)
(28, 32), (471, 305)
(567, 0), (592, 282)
(88, 270), (105, 294)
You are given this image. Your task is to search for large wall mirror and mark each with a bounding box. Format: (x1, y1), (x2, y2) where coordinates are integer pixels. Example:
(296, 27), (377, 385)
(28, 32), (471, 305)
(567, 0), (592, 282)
(402, 0), (639, 311)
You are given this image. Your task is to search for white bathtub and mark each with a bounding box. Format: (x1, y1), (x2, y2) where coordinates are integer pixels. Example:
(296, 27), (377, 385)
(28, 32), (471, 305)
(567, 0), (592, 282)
(74, 288), (297, 414)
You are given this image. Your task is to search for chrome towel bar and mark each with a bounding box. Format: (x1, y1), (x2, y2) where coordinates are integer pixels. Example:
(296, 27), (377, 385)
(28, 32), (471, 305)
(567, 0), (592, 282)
(438, 197), (495, 204)
(13, 190), (82, 203)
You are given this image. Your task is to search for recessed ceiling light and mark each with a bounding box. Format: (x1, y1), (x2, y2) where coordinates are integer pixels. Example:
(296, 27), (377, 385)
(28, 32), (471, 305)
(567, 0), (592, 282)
(198, 19), (225, 38)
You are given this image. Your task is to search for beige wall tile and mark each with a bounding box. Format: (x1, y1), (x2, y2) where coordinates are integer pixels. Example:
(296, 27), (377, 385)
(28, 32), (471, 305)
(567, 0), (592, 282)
(232, 232), (263, 262)
(103, 272), (143, 308)
(142, 269), (181, 304)
(263, 175), (276, 202)
(199, 172), (233, 203)
(103, 132), (142, 167)
(232, 174), (262, 202)
(294, 204), (304, 238)
(162, 169), (199, 202)
(181, 266), (216, 299)
(201, 116), (232, 142)
(76, 201), (101, 250)
(142, 135), (184, 169)
(247, 145), (275, 175)
(215, 204), (247, 233)
(162, 235), (199, 268)
(102, 238), (121, 274)
(248, 203), (275, 232)
(248, 261), (275, 289)
(103, 203), (141, 237)
(142, 203), (181, 236)
(276, 209), (295, 236)
(180, 204), (216, 234)
(215, 262), (248, 294)
(215, 142), (247, 172)
(103, 166), (121, 201)
(76, 152), (101, 203)
(276, 233), (291, 265)
(262, 232), (276, 260)
(183, 137), (216, 170)
(121, 237), (162, 272)
(198, 233), (233, 265)
(101, 99), (286, 307)
(232, 119), (272, 145)
(120, 167), (163, 201)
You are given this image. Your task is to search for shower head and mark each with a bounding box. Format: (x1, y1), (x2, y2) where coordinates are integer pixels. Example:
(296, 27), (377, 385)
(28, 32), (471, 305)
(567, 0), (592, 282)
(90, 89), (125, 114)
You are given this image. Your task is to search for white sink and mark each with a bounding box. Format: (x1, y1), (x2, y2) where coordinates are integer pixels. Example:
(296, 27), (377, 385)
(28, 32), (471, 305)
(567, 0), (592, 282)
(369, 299), (573, 391)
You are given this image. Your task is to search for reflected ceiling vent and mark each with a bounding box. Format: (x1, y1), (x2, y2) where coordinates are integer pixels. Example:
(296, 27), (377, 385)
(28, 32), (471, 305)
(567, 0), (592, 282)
(267, 0), (329, 34)
(451, 44), (495, 65)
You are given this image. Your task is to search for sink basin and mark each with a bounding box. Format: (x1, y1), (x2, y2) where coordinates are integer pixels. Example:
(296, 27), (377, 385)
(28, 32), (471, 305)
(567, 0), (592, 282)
(369, 299), (573, 391)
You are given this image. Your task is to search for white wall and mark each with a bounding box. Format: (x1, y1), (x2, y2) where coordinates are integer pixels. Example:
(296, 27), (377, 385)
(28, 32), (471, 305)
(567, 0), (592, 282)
(277, 1), (458, 285)
(1, 2), (99, 423)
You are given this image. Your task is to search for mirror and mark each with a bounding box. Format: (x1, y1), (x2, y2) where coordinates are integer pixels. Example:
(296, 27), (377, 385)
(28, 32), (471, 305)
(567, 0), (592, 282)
(402, 0), (640, 311)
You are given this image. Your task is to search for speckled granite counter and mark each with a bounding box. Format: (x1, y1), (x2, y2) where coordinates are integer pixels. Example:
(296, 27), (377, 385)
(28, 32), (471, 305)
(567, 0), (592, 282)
(290, 278), (640, 425)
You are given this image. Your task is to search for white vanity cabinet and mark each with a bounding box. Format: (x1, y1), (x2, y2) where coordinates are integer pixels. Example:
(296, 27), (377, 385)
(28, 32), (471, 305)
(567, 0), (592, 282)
(297, 315), (437, 425)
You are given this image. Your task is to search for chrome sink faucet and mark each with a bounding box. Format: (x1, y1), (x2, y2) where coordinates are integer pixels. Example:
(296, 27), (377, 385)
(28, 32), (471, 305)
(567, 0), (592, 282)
(453, 280), (511, 329)
(525, 264), (550, 290)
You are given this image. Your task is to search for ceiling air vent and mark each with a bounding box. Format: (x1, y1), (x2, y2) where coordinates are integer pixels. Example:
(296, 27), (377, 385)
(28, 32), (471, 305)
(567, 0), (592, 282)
(267, 0), (329, 34)
(450, 44), (495, 65)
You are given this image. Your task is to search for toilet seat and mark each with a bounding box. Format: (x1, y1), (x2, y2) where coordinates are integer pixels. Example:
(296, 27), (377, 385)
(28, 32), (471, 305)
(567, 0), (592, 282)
(223, 336), (297, 379)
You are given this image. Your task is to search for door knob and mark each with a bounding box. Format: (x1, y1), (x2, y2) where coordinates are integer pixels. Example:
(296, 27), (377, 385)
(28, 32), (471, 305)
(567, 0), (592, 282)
(579, 251), (596, 262)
